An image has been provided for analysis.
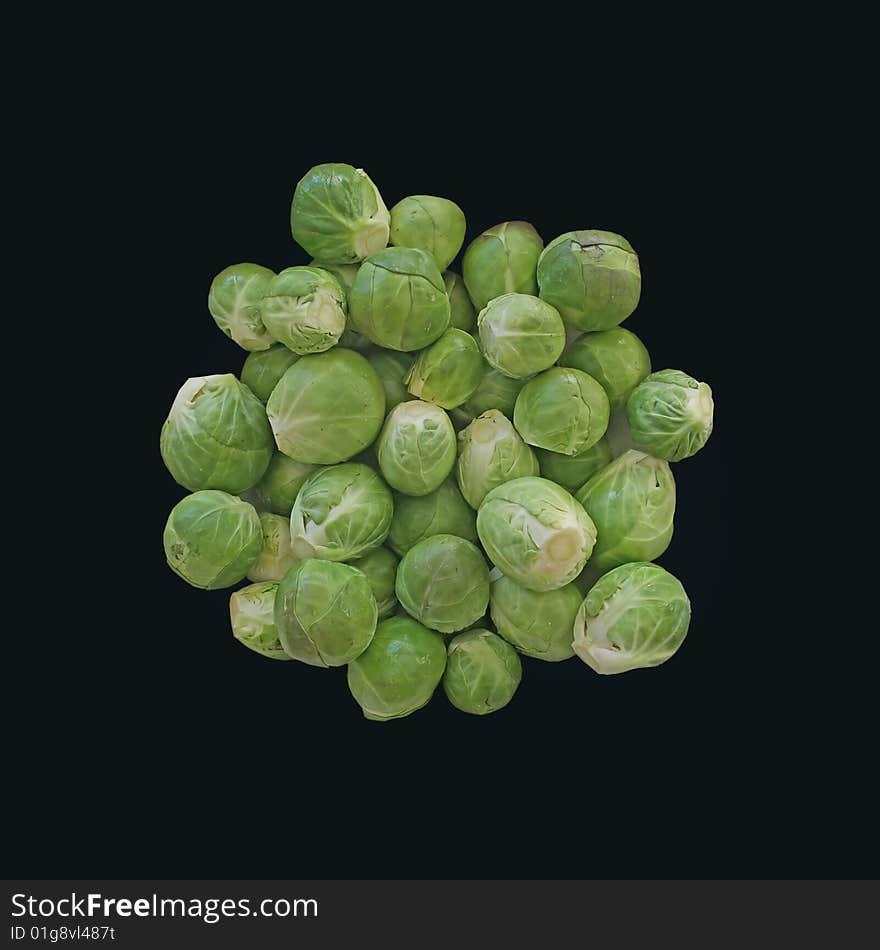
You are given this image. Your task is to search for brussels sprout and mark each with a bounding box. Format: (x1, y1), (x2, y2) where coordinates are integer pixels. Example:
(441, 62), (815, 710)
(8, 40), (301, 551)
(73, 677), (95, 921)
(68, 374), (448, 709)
(275, 559), (377, 667)
(376, 400), (456, 496)
(443, 629), (522, 715)
(207, 263), (276, 351)
(457, 366), (527, 423)
(260, 266), (347, 355)
(395, 534), (490, 634)
(535, 438), (613, 494)
(537, 230), (641, 331)
(266, 349), (385, 464)
(160, 374), (274, 493)
(240, 345), (300, 403)
(253, 452), (318, 516)
(289, 463), (393, 561)
(443, 270), (476, 332)
(456, 410), (539, 509)
(389, 195), (466, 270)
(513, 367), (610, 456)
(164, 490), (262, 589)
(626, 369), (714, 462)
(476, 477), (596, 592)
(562, 327), (651, 410)
(350, 547), (399, 620)
(462, 221), (544, 310)
(347, 616), (447, 721)
(386, 478), (477, 556)
(348, 247), (450, 351)
(246, 512), (298, 582)
(290, 163), (389, 263)
(490, 575), (582, 661)
(575, 450), (675, 573)
(405, 328), (483, 409)
(229, 582), (290, 660)
(308, 260), (360, 296)
(476, 293), (566, 379)
(604, 410), (639, 457)
(572, 562), (690, 674)
(365, 348), (415, 412)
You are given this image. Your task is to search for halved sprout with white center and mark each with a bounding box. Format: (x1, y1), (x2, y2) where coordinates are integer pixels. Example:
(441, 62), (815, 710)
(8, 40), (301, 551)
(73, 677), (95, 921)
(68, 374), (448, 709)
(260, 266), (347, 355)
(572, 562), (690, 674)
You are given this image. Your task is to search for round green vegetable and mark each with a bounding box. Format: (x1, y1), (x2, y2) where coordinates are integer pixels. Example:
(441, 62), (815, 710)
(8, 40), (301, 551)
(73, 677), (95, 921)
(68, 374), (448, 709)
(457, 366), (527, 423)
(230, 582), (290, 660)
(476, 293), (565, 379)
(395, 534), (490, 634)
(456, 410), (539, 509)
(389, 195), (466, 271)
(572, 562), (690, 674)
(387, 478), (477, 556)
(490, 575), (582, 661)
(443, 629), (522, 715)
(376, 400), (456, 496)
(261, 266), (347, 355)
(405, 328), (483, 409)
(537, 230), (641, 331)
(240, 345), (300, 403)
(275, 559), (377, 667)
(350, 547), (399, 619)
(462, 221), (544, 310)
(366, 349), (416, 412)
(347, 616), (447, 721)
(562, 327), (651, 410)
(247, 512), (298, 582)
(266, 348), (385, 464)
(160, 374), (273, 493)
(253, 453), (318, 516)
(307, 260), (359, 296)
(444, 271), (476, 332)
(207, 263), (275, 351)
(535, 438), (613, 493)
(626, 369), (714, 461)
(164, 490), (262, 589)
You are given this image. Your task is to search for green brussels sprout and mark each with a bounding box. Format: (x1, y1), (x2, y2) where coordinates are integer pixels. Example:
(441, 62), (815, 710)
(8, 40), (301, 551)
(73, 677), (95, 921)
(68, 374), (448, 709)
(405, 328), (483, 409)
(395, 534), (490, 634)
(260, 266), (347, 355)
(365, 348), (415, 412)
(476, 293), (566, 379)
(535, 438), (613, 493)
(348, 247), (450, 351)
(389, 195), (466, 271)
(572, 562), (690, 674)
(164, 490), (262, 589)
(443, 629), (522, 715)
(376, 400), (456, 496)
(462, 221), (544, 310)
(289, 463), (393, 561)
(457, 366), (527, 423)
(347, 616), (447, 721)
(274, 558), (377, 667)
(605, 409), (639, 457)
(490, 575), (582, 661)
(266, 348), (385, 464)
(247, 512), (299, 582)
(387, 478), (478, 556)
(575, 450), (675, 573)
(229, 581), (290, 660)
(561, 327), (651, 411)
(290, 163), (389, 263)
(207, 263), (276, 351)
(240, 345), (300, 403)
(307, 260), (360, 296)
(160, 374), (274, 493)
(456, 410), (539, 509)
(513, 367), (610, 456)
(253, 452), (318, 516)
(537, 230), (642, 331)
(443, 270), (476, 332)
(350, 546), (399, 619)
(626, 369), (714, 462)
(476, 476), (596, 592)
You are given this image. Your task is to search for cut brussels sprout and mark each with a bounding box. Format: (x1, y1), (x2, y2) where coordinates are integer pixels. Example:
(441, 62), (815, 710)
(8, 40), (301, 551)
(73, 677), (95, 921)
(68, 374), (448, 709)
(291, 163), (389, 263)
(350, 547), (399, 620)
(240, 345), (300, 403)
(387, 478), (478, 556)
(348, 247), (450, 351)
(260, 266), (347, 355)
(366, 348), (415, 412)
(489, 575), (582, 661)
(476, 293), (566, 379)
(164, 490), (262, 589)
(247, 512), (298, 582)
(456, 410), (539, 509)
(443, 270), (476, 332)
(266, 348), (385, 464)
(537, 230), (641, 331)
(347, 616), (447, 721)
(160, 374), (273, 493)
(458, 366), (527, 423)
(562, 327), (651, 411)
(462, 221), (544, 310)
(229, 582), (290, 660)
(443, 629), (522, 715)
(376, 400), (456, 496)
(476, 477), (596, 592)
(396, 535), (490, 634)
(626, 370), (714, 461)
(207, 263), (276, 351)
(289, 463), (393, 561)
(535, 438), (613, 494)
(405, 328), (483, 409)
(513, 367), (610, 456)
(389, 195), (466, 271)
(253, 453), (318, 516)
(275, 559), (377, 667)
(572, 562), (690, 673)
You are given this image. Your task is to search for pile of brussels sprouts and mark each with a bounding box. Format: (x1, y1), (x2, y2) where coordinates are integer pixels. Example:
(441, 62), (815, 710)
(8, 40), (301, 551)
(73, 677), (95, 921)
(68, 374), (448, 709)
(161, 163), (715, 720)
